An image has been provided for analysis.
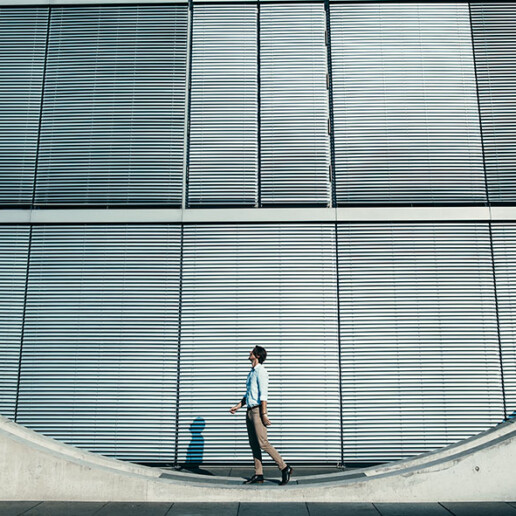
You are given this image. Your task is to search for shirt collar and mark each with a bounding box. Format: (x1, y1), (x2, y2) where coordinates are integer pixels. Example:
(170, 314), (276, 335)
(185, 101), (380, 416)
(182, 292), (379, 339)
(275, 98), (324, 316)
(252, 363), (263, 370)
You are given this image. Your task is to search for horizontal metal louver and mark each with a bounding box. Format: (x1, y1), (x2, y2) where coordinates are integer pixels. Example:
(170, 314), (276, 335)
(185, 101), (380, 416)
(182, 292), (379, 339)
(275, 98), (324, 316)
(188, 5), (258, 207)
(179, 224), (340, 463)
(0, 8), (47, 205)
(260, 3), (331, 206)
(470, 3), (516, 203)
(491, 223), (516, 417)
(35, 6), (187, 206)
(17, 225), (181, 461)
(330, 3), (485, 205)
(0, 226), (30, 419)
(337, 223), (503, 463)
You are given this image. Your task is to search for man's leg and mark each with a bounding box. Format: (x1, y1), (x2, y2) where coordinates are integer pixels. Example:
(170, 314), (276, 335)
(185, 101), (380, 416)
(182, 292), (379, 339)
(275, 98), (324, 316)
(250, 408), (287, 471)
(246, 408), (264, 475)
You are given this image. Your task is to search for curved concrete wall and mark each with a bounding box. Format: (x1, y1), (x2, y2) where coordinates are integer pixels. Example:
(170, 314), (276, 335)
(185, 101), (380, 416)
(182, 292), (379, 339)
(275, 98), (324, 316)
(1, 415), (515, 502)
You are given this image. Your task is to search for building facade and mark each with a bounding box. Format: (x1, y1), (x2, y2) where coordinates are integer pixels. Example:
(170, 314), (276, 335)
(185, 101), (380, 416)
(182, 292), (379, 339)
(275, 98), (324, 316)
(0, 1), (515, 466)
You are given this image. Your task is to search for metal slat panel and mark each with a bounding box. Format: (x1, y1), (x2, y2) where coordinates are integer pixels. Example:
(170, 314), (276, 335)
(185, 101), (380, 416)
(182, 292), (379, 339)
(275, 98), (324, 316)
(260, 4), (331, 206)
(0, 8), (47, 205)
(35, 6), (187, 206)
(491, 224), (516, 417)
(188, 5), (258, 207)
(470, 3), (516, 203)
(330, 3), (485, 205)
(17, 225), (181, 461)
(0, 226), (30, 419)
(179, 224), (340, 463)
(337, 223), (503, 463)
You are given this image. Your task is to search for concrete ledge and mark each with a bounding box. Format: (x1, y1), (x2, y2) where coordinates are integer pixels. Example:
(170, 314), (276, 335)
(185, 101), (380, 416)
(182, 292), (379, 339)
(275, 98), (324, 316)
(0, 205), (501, 224)
(1, 415), (515, 502)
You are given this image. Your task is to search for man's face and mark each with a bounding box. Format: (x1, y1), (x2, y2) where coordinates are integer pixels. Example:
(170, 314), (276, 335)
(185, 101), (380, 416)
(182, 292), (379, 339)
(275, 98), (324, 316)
(249, 350), (256, 362)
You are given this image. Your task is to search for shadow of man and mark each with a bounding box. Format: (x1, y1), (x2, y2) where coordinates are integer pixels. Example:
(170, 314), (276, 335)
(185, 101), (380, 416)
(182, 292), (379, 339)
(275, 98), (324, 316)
(176, 417), (213, 476)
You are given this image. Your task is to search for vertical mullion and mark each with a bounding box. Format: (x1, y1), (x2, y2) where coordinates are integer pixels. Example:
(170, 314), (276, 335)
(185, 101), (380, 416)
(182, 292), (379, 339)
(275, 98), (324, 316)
(184, 0), (194, 209)
(174, 224), (185, 466)
(489, 223), (508, 420)
(468, 2), (490, 206)
(257, 1), (261, 208)
(14, 225), (33, 422)
(325, 0), (336, 209)
(469, 3), (506, 421)
(334, 221), (344, 466)
(32, 7), (51, 208)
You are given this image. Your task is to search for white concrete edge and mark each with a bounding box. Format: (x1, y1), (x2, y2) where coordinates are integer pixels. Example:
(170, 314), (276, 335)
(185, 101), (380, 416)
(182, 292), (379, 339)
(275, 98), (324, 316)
(279, 418), (516, 482)
(1, 416), (240, 484)
(0, 205), (507, 224)
(364, 419), (516, 477)
(0, 416), (160, 478)
(3, 414), (516, 488)
(3, 414), (516, 502)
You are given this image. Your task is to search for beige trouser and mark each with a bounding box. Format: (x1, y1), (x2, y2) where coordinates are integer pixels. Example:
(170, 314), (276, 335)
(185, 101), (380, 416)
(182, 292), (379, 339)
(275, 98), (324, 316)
(246, 406), (286, 475)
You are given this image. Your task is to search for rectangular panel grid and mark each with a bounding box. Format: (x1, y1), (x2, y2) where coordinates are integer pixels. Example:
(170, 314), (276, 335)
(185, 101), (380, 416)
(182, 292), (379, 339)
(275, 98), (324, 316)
(330, 2), (485, 204)
(179, 223), (340, 463)
(17, 225), (181, 461)
(470, 3), (516, 203)
(0, 226), (30, 419)
(0, 8), (48, 205)
(260, 3), (331, 206)
(35, 6), (187, 206)
(337, 223), (503, 463)
(188, 4), (258, 207)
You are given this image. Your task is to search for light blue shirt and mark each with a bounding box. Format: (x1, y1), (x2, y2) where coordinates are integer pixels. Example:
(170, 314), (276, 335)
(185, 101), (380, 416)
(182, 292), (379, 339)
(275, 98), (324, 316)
(244, 363), (269, 407)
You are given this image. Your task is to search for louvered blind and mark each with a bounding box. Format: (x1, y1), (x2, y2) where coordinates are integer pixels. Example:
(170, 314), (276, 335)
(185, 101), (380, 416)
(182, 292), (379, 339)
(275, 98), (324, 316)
(17, 225), (181, 461)
(330, 3), (485, 205)
(0, 8), (47, 205)
(470, 3), (516, 203)
(188, 5), (258, 207)
(0, 226), (30, 419)
(260, 4), (331, 206)
(35, 6), (187, 206)
(179, 224), (340, 463)
(491, 224), (516, 417)
(337, 223), (503, 463)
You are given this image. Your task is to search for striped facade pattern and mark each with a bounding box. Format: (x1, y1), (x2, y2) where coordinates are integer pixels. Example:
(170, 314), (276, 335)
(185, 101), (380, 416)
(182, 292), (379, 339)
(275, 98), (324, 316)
(330, 3), (485, 204)
(0, 221), (514, 464)
(470, 3), (516, 203)
(0, 8), (47, 205)
(35, 6), (188, 206)
(0, 2), (516, 466)
(0, 226), (30, 419)
(0, 3), (513, 207)
(188, 4), (258, 207)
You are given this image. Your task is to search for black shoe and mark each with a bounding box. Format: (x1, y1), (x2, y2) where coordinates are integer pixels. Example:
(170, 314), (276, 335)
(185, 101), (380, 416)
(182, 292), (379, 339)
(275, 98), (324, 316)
(279, 465), (293, 486)
(243, 474), (264, 484)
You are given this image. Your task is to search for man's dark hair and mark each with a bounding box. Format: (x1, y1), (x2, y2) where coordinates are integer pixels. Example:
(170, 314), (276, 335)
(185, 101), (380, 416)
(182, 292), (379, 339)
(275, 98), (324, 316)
(253, 346), (267, 364)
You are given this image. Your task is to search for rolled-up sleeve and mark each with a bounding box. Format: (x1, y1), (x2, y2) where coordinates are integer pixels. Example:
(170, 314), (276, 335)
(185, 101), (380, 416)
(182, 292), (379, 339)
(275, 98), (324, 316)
(257, 368), (269, 401)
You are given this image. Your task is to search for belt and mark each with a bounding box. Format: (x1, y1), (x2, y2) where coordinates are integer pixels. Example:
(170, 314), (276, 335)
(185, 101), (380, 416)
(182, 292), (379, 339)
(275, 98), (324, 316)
(247, 404), (260, 409)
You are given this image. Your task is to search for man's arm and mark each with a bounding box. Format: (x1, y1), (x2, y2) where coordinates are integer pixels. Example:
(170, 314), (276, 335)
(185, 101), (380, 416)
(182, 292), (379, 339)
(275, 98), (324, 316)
(230, 395), (246, 413)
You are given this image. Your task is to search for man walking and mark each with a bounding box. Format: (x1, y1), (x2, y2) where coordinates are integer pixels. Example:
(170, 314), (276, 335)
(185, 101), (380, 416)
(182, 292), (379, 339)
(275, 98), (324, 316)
(230, 346), (293, 486)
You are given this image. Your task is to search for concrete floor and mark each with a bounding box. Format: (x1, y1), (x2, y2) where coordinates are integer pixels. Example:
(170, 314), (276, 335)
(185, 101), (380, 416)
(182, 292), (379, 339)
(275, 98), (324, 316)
(1, 501), (516, 516)
(3, 466), (514, 514)
(169, 464), (346, 475)
(164, 464), (347, 480)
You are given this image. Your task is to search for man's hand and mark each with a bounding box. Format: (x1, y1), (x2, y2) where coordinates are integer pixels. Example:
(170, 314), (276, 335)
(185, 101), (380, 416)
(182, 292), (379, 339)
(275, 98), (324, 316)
(230, 404), (241, 414)
(262, 414), (271, 427)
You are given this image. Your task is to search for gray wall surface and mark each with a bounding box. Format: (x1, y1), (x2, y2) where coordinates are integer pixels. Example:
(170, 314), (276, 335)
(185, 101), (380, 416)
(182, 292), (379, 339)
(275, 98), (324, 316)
(0, 1), (515, 466)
